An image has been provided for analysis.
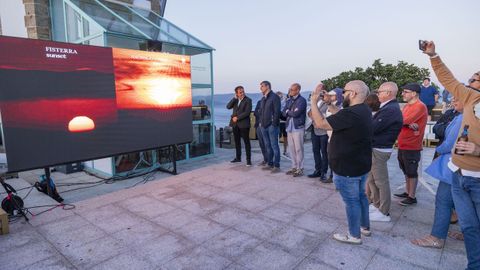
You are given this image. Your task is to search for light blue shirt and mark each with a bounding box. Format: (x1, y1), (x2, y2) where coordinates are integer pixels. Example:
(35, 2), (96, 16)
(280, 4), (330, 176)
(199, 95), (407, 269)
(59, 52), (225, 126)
(425, 113), (463, 184)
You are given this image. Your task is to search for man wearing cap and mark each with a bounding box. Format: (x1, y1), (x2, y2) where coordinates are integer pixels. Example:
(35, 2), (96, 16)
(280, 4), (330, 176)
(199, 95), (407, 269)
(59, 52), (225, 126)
(308, 83), (330, 181)
(310, 80), (372, 245)
(394, 83), (428, 206)
(324, 88), (343, 182)
(420, 78), (440, 121)
(424, 41), (480, 270)
(368, 82), (403, 222)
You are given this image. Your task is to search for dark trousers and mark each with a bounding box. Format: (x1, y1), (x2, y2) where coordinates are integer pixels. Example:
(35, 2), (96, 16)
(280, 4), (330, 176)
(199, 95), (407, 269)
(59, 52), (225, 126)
(233, 126), (251, 161)
(257, 127), (267, 162)
(311, 130), (328, 174)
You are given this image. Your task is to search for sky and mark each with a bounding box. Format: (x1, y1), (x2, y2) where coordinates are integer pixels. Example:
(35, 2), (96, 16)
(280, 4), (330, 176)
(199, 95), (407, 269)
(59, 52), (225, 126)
(165, 0), (480, 94)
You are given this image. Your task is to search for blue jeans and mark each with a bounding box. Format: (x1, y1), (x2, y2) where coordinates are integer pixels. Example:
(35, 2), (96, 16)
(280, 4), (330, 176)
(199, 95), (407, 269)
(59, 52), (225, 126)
(256, 127), (267, 162)
(451, 171), (480, 270)
(431, 181), (454, 239)
(333, 173), (369, 238)
(311, 130), (328, 174)
(259, 125), (280, 167)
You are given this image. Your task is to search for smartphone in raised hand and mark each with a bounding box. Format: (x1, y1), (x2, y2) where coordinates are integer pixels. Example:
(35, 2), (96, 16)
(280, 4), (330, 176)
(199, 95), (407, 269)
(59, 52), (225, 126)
(419, 40), (427, 51)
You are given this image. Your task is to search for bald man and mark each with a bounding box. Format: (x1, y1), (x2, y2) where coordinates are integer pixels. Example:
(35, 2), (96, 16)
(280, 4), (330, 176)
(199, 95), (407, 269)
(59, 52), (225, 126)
(367, 82), (403, 222)
(311, 80), (373, 245)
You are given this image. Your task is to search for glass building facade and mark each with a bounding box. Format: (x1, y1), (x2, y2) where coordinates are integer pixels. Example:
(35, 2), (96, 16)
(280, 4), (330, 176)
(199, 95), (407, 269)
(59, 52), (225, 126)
(49, 0), (215, 177)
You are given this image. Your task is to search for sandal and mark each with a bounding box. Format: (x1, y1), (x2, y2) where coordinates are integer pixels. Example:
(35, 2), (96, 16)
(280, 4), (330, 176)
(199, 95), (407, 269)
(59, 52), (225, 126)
(448, 231), (464, 241)
(411, 235), (444, 249)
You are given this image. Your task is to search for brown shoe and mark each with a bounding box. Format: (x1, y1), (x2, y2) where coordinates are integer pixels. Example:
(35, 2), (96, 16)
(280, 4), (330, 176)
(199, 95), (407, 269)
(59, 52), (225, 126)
(411, 235), (444, 249)
(450, 210), (458, 224)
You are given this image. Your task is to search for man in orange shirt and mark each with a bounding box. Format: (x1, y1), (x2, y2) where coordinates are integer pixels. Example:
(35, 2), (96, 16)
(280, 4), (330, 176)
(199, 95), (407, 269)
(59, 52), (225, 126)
(394, 83), (428, 206)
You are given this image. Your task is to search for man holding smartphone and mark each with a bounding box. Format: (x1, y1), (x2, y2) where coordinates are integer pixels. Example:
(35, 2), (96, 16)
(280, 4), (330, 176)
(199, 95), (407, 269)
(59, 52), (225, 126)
(423, 40), (480, 270)
(227, 86), (253, 166)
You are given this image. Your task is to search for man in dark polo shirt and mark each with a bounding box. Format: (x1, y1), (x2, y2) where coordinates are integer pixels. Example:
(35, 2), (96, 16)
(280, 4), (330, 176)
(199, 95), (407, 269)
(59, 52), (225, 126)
(310, 80), (373, 245)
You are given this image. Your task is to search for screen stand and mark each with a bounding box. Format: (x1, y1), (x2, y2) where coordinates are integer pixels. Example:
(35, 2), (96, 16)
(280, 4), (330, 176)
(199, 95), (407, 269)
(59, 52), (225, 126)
(156, 145), (177, 175)
(44, 167), (54, 197)
(132, 152), (152, 172)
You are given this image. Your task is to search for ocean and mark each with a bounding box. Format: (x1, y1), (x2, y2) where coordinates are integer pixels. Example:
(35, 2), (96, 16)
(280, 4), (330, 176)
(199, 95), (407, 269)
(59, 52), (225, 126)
(211, 92), (311, 129)
(212, 93), (264, 128)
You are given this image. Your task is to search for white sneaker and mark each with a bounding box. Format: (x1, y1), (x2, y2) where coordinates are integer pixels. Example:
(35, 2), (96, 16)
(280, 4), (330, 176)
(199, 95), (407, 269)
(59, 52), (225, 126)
(333, 233), (362, 245)
(370, 210), (391, 222)
(361, 227), (372, 237)
(369, 204), (378, 213)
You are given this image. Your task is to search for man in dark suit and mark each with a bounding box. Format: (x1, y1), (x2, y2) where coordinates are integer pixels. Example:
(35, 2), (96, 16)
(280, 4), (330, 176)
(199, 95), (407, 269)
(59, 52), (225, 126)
(227, 86), (253, 166)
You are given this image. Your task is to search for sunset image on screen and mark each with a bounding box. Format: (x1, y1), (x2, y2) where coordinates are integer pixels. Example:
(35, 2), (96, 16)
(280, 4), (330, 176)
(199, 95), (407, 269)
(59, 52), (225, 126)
(112, 48), (192, 109)
(68, 116), (95, 132)
(0, 36), (194, 173)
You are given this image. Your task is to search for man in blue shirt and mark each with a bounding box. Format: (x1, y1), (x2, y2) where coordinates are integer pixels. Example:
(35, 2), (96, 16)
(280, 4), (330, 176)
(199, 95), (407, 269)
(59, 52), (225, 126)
(419, 78), (439, 121)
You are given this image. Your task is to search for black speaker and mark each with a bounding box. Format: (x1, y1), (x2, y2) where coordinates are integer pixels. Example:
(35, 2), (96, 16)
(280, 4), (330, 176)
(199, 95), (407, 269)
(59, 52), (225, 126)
(1, 195), (24, 215)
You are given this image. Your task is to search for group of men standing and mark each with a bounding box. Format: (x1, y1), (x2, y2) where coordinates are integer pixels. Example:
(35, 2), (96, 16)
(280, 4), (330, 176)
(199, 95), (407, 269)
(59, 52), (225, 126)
(226, 41), (479, 269)
(228, 81), (308, 175)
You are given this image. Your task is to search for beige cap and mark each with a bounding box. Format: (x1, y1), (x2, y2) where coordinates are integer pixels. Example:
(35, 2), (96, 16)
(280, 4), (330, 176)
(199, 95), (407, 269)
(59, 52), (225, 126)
(327, 90), (337, 95)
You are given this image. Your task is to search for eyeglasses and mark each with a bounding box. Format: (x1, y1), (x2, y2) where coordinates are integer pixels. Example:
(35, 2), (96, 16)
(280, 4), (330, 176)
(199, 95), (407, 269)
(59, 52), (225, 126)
(468, 78), (480, 84)
(402, 90), (414, 94)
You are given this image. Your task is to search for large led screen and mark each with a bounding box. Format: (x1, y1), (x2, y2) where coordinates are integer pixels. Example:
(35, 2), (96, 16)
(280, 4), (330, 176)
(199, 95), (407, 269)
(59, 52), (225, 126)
(0, 36), (192, 172)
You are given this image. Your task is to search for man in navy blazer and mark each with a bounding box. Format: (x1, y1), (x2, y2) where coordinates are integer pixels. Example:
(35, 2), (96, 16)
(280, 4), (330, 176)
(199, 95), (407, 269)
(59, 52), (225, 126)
(367, 82), (403, 222)
(227, 86), (253, 166)
(282, 83), (307, 177)
(258, 81), (282, 172)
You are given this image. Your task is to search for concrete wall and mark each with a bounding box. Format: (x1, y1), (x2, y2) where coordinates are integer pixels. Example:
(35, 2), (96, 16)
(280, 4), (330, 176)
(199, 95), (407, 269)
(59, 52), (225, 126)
(0, 0), (28, 38)
(23, 0), (51, 40)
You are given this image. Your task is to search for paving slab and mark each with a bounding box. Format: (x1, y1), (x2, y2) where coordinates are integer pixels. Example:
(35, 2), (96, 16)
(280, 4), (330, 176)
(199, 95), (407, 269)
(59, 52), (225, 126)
(202, 228), (263, 261)
(308, 237), (377, 270)
(161, 246), (233, 270)
(236, 242), (303, 270)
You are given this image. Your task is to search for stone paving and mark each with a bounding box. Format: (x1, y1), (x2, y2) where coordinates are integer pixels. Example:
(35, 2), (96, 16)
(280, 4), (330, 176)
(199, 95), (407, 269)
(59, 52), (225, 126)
(0, 145), (467, 269)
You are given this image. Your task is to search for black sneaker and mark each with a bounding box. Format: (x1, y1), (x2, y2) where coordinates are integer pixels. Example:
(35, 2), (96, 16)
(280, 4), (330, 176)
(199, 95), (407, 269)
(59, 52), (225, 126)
(399, 197), (417, 206)
(320, 177), (333, 184)
(230, 158), (241, 163)
(394, 192), (409, 198)
(308, 171), (321, 178)
(246, 161), (252, 167)
(262, 166), (274, 170)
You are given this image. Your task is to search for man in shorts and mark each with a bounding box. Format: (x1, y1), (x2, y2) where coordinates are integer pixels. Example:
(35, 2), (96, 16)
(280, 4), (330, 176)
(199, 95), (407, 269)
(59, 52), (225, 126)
(394, 83), (428, 206)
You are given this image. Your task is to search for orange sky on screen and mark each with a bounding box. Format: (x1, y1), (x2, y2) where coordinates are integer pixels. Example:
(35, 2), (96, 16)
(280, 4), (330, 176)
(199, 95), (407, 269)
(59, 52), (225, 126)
(112, 48), (192, 109)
